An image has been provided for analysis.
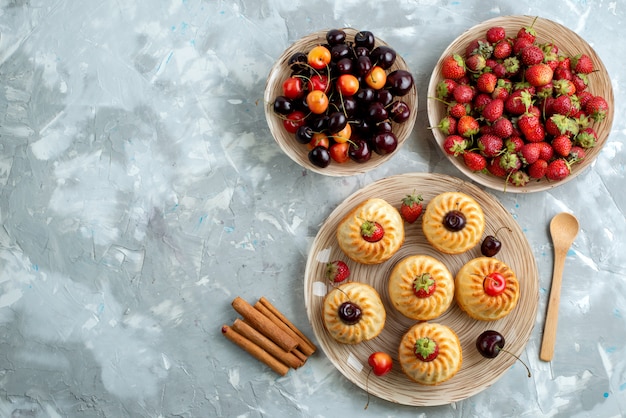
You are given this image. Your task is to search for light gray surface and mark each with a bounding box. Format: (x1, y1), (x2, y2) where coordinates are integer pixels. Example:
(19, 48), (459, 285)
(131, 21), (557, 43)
(1, 1), (625, 417)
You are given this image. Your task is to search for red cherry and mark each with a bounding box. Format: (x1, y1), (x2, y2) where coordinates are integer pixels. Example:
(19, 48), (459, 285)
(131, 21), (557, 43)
(483, 272), (507, 296)
(368, 351), (393, 376)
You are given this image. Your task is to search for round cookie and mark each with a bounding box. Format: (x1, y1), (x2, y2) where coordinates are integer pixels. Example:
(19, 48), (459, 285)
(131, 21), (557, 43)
(388, 255), (454, 321)
(398, 322), (462, 386)
(322, 282), (386, 345)
(422, 192), (485, 254)
(336, 198), (405, 264)
(455, 256), (520, 321)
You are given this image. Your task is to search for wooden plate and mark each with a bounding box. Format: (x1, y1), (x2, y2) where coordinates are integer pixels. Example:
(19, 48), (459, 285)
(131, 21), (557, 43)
(427, 15), (614, 193)
(264, 28), (418, 176)
(304, 173), (539, 406)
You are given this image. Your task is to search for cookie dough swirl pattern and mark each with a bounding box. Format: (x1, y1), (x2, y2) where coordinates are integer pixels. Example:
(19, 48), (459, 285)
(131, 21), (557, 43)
(422, 192), (485, 254)
(336, 198), (405, 264)
(388, 255), (455, 321)
(455, 257), (520, 321)
(322, 282), (386, 345)
(398, 322), (462, 386)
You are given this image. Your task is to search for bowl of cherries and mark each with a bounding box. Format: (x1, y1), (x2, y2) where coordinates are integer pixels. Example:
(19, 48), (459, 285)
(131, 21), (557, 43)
(265, 28), (418, 176)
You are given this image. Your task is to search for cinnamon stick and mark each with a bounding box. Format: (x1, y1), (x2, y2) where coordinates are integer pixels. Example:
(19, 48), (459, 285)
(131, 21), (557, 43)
(259, 296), (317, 354)
(231, 297), (299, 352)
(221, 325), (289, 376)
(254, 301), (316, 357)
(232, 319), (304, 369)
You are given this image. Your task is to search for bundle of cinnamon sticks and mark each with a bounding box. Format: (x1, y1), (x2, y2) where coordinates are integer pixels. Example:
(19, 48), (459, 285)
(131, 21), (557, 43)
(221, 296), (317, 376)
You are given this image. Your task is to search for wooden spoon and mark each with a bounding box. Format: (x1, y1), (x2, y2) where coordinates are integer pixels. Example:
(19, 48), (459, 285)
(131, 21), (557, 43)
(540, 212), (580, 361)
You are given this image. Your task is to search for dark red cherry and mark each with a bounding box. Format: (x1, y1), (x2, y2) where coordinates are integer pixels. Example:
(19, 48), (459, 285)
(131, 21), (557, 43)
(348, 138), (372, 163)
(476, 330), (505, 358)
(386, 69), (415, 96)
(389, 100), (411, 123)
(308, 146), (330, 168)
(481, 235), (502, 257)
(295, 125), (314, 144)
(367, 102), (388, 122)
(327, 111), (348, 133)
(370, 45), (396, 69)
(372, 132), (398, 155)
(335, 57), (354, 74)
(355, 55), (373, 77)
(354, 30), (375, 50)
(326, 29), (347, 45)
(443, 210), (466, 231)
(273, 96), (293, 115)
(338, 301), (362, 324)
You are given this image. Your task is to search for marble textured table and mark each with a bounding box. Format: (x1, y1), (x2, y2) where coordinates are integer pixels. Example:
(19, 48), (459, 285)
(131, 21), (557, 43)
(1, 1), (625, 417)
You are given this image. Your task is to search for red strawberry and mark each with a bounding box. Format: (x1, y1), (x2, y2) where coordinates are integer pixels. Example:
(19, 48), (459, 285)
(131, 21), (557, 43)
(499, 151), (522, 172)
(443, 134), (468, 155)
(546, 159), (571, 181)
(478, 134), (504, 157)
(552, 134), (572, 157)
(577, 91), (594, 109)
(325, 260), (350, 283)
(491, 78), (512, 100)
(520, 45), (544, 65)
(447, 101), (469, 118)
(465, 54), (486, 72)
(504, 89), (529, 115)
(412, 273), (436, 298)
(457, 115), (480, 138)
(463, 151), (488, 171)
(465, 38), (493, 58)
(487, 156), (508, 177)
(508, 170), (530, 187)
(493, 39), (513, 59)
(518, 112), (545, 142)
(545, 114), (578, 137)
(482, 98), (504, 122)
(554, 79), (576, 96)
(525, 63), (553, 87)
(476, 72), (498, 93)
(400, 192), (424, 223)
(505, 135), (524, 153)
(575, 127), (598, 148)
(517, 19), (537, 43)
(538, 141), (554, 161)
(437, 115), (457, 135)
(360, 220), (384, 242)
(503, 56), (521, 77)
(519, 142), (541, 164)
(473, 93), (493, 113)
(528, 159), (548, 179)
(513, 37), (533, 55)
(551, 95), (573, 116)
(414, 337), (439, 362)
(572, 73), (588, 93)
(572, 53), (594, 74)
(585, 95), (609, 122)
(569, 146), (586, 162)
(441, 54), (466, 80)
(453, 83), (474, 104)
(486, 26), (506, 43)
(492, 117), (514, 138)
(436, 79), (457, 99)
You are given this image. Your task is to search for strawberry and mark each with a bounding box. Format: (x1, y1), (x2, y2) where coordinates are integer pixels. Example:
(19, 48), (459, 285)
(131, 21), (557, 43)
(525, 63), (553, 87)
(414, 337), (439, 362)
(360, 220), (384, 242)
(487, 156), (508, 177)
(572, 73), (588, 93)
(545, 114), (578, 137)
(457, 115), (480, 138)
(465, 53), (486, 72)
(465, 38), (493, 58)
(492, 117), (514, 139)
(585, 95), (609, 122)
(517, 19), (537, 43)
(499, 151), (522, 172)
(551, 95), (573, 116)
(518, 112), (545, 142)
(447, 101), (469, 118)
(437, 115), (457, 135)
(476, 72), (498, 93)
(505, 135), (524, 153)
(400, 192), (424, 223)
(508, 170), (530, 187)
(577, 91), (594, 109)
(546, 158), (571, 181)
(443, 134), (468, 155)
(478, 134), (504, 157)
(486, 26), (506, 43)
(441, 54), (466, 80)
(325, 260), (350, 283)
(491, 78), (512, 100)
(482, 98), (504, 122)
(528, 159), (548, 179)
(552, 134), (572, 157)
(519, 142), (541, 164)
(436, 79), (457, 99)
(513, 36), (533, 55)
(473, 93), (493, 113)
(504, 89), (529, 115)
(453, 83), (474, 104)
(520, 45), (544, 65)
(569, 145), (586, 162)
(493, 39), (513, 59)
(412, 273), (436, 298)
(463, 151), (487, 171)
(571, 53), (594, 74)
(575, 127), (598, 148)
(503, 56), (521, 77)
(538, 141), (554, 161)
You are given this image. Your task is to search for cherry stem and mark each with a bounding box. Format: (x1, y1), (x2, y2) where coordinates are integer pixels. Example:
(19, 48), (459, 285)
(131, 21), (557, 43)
(494, 226), (512, 238)
(498, 347), (532, 378)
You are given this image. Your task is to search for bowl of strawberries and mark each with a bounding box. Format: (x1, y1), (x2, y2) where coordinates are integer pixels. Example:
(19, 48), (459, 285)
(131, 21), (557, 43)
(265, 28), (418, 176)
(427, 15), (614, 192)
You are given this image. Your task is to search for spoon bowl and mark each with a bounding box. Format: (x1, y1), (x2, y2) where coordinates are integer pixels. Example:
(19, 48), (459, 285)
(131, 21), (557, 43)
(540, 212), (580, 361)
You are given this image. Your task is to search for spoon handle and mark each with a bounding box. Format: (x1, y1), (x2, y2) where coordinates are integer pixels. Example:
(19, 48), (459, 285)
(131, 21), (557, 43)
(540, 248), (567, 361)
